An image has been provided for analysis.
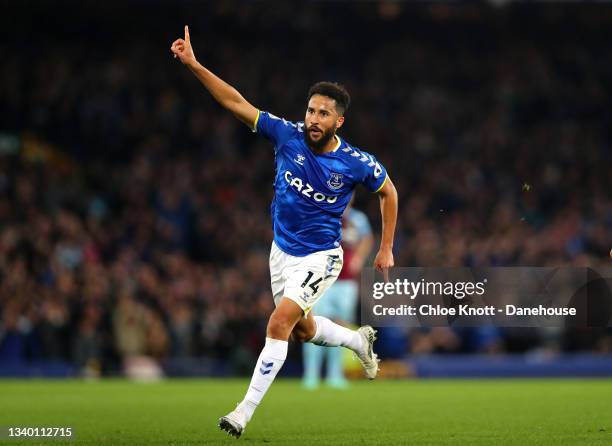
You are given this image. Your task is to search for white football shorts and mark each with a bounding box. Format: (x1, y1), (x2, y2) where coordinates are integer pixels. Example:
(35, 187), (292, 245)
(269, 241), (343, 315)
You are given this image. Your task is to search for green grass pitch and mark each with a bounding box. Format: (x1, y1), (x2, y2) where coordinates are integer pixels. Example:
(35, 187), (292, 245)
(1, 379), (611, 445)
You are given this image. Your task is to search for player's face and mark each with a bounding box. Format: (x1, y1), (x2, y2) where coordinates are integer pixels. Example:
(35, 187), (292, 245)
(304, 94), (345, 150)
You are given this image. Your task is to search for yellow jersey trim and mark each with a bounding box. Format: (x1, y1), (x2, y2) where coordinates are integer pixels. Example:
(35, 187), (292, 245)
(331, 135), (341, 152)
(252, 110), (261, 132)
(374, 175), (388, 193)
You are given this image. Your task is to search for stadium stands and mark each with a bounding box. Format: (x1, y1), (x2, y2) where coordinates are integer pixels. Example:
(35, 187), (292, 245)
(1, 1), (611, 376)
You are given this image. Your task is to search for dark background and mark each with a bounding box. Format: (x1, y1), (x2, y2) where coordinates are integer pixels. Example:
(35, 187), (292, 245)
(1, 0), (611, 377)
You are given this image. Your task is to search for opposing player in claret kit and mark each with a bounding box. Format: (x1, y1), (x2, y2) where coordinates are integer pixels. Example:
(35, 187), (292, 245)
(171, 26), (398, 438)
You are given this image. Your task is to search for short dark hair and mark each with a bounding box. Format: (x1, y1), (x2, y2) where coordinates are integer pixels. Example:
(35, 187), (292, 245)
(307, 81), (351, 115)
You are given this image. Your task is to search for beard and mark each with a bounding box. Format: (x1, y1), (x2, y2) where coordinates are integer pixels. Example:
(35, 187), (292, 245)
(304, 126), (335, 151)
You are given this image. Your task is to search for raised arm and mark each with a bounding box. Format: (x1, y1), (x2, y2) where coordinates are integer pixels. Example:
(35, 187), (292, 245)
(373, 176), (397, 281)
(170, 25), (259, 129)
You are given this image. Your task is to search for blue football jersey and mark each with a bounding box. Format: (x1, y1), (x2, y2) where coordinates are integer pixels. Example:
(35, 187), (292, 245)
(254, 110), (388, 256)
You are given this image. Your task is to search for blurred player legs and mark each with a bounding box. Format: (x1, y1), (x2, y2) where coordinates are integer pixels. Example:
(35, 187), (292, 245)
(303, 206), (373, 389)
(303, 280), (358, 389)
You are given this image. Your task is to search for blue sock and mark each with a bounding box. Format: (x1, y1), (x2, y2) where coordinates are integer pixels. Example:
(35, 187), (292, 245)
(325, 346), (346, 383)
(302, 342), (324, 386)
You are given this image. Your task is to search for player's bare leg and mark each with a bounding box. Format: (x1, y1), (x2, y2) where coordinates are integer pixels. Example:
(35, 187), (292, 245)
(219, 298), (303, 438)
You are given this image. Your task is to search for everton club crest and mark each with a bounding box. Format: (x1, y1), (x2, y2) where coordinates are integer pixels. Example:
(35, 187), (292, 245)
(327, 172), (344, 190)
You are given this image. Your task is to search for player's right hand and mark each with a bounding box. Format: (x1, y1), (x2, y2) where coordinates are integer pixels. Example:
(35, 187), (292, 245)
(374, 248), (394, 282)
(171, 25), (196, 66)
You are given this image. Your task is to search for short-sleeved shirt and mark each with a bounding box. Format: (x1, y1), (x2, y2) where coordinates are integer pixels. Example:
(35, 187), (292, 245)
(255, 110), (387, 256)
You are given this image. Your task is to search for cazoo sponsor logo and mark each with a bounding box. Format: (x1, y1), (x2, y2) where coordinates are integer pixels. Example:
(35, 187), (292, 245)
(284, 171), (338, 204)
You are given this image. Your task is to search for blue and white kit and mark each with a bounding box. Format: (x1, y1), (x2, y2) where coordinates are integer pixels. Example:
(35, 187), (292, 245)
(254, 110), (387, 312)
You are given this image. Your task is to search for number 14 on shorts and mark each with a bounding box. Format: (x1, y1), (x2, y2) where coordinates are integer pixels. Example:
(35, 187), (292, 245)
(301, 271), (322, 294)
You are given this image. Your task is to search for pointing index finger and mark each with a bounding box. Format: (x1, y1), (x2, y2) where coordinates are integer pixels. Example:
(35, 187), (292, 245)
(184, 25), (190, 41)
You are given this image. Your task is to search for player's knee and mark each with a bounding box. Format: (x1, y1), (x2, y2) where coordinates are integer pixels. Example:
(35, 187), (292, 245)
(266, 314), (292, 340)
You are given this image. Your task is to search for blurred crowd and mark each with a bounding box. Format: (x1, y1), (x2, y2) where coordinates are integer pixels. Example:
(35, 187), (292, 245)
(1, 2), (611, 375)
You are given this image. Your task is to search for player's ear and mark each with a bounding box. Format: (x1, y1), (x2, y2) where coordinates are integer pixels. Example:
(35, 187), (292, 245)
(336, 115), (345, 129)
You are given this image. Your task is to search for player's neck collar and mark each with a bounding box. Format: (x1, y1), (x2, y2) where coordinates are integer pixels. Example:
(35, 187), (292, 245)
(331, 135), (341, 152)
(308, 134), (341, 155)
